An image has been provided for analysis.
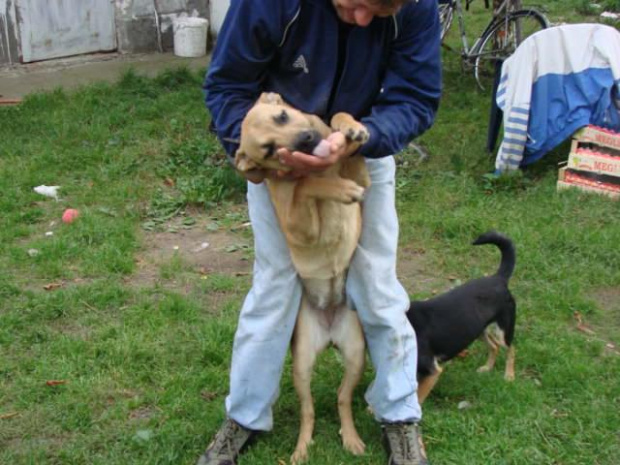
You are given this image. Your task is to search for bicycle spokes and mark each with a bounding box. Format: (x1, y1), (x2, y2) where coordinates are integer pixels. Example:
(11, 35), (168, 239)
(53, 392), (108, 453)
(473, 10), (548, 90)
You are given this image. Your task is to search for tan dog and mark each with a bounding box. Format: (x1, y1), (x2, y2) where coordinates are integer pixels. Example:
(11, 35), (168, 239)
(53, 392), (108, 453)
(235, 92), (370, 464)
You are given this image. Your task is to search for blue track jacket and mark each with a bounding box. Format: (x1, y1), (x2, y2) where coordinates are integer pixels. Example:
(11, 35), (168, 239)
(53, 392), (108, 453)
(204, 0), (442, 161)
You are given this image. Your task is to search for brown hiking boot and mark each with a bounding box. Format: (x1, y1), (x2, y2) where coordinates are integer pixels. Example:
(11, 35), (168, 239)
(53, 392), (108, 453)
(196, 418), (255, 465)
(382, 422), (429, 465)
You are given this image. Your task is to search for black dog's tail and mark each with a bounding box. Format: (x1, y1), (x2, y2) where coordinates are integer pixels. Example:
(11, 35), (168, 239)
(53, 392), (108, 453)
(472, 231), (516, 281)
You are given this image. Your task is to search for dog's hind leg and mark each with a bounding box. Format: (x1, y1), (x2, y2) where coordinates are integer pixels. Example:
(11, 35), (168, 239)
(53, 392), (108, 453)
(497, 299), (517, 381)
(333, 309), (366, 455)
(417, 359), (442, 404)
(291, 299), (327, 464)
(477, 329), (500, 374)
(504, 345), (516, 381)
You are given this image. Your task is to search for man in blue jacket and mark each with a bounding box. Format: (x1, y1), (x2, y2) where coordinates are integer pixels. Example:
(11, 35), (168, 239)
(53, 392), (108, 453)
(199, 0), (441, 464)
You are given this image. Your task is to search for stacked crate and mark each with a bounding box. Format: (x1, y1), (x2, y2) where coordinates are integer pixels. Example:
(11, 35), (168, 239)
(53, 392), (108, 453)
(557, 125), (620, 199)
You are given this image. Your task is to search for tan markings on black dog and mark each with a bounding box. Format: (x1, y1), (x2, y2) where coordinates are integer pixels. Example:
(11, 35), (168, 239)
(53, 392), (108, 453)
(235, 92), (370, 464)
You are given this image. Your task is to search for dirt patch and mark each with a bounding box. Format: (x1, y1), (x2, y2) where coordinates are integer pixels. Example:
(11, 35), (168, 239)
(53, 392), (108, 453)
(589, 287), (620, 316)
(397, 246), (452, 297)
(49, 320), (92, 340)
(129, 406), (159, 421)
(129, 215), (252, 290)
(587, 286), (620, 348)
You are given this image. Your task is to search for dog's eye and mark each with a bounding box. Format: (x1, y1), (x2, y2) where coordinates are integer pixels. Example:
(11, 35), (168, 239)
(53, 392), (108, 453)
(261, 142), (276, 158)
(272, 110), (290, 126)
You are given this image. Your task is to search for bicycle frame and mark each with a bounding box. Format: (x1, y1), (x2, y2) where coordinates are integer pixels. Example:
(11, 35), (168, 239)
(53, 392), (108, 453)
(452, 0), (518, 62)
(441, 0), (549, 89)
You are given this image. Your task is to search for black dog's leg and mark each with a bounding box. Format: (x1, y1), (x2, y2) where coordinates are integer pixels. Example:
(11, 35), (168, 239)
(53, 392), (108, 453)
(416, 345), (442, 403)
(479, 297), (516, 381)
(496, 297), (517, 381)
(477, 330), (501, 374)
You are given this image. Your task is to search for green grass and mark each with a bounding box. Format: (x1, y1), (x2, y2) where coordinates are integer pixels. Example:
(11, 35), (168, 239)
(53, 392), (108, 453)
(1, 4), (620, 464)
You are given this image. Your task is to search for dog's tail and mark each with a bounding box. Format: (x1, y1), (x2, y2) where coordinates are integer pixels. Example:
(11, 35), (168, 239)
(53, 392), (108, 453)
(472, 230), (516, 281)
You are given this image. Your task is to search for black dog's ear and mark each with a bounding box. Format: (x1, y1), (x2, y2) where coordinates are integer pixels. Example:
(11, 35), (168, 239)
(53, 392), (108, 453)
(258, 92), (284, 105)
(234, 149), (257, 172)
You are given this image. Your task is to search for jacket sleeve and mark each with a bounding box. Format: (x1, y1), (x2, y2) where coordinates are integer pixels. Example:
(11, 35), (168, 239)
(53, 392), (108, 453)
(359, 0), (442, 158)
(203, 0), (299, 161)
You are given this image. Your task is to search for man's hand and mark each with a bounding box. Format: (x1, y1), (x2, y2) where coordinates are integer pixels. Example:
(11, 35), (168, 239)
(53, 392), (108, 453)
(241, 168), (269, 184)
(277, 131), (349, 177)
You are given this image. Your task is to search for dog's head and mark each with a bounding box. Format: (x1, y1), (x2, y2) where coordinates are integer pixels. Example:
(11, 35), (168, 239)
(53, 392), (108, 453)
(234, 92), (330, 173)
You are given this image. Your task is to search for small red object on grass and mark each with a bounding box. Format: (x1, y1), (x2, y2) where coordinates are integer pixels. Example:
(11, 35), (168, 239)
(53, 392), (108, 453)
(62, 208), (80, 224)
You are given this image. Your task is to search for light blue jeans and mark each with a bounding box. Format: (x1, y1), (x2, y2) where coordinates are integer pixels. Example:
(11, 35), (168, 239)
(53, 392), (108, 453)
(225, 157), (420, 430)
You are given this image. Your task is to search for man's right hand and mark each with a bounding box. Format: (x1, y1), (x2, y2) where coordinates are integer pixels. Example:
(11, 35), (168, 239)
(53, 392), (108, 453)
(241, 168), (268, 184)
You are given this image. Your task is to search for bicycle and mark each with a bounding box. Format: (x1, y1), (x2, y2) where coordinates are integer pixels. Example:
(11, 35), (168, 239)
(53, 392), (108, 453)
(438, 0), (550, 89)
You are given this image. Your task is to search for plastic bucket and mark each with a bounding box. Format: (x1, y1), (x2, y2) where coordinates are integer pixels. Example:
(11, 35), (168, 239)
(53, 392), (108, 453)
(173, 17), (209, 58)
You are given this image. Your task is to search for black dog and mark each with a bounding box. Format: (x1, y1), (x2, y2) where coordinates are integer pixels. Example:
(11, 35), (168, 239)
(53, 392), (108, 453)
(407, 231), (517, 403)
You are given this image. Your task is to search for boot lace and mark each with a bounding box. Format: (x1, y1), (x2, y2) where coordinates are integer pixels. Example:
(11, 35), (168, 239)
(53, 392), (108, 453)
(385, 422), (425, 464)
(207, 419), (251, 462)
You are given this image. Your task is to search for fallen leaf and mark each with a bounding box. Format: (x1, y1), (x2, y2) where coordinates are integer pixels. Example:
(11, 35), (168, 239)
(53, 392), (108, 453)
(230, 222), (251, 232)
(551, 409), (568, 418)
(164, 177), (175, 187)
(0, 412), (19, 420)
(201, 391), (218, 402)
(573, 311), (596, 335)
(45, 380), (67, 386)
(43, 282), (63, 291)
(97, 207), (118, 217)
(457, 349), (469, 358)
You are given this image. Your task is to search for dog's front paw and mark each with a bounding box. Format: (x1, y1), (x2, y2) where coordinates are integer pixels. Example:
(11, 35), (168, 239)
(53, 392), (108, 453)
(291, 443), (310, 464)
(342, 430), (366, 455)
(477, 365), (492, 373)
(342, 123), (369, 144)
(338, 180), (365, 204)
(331, 113), (370, 144)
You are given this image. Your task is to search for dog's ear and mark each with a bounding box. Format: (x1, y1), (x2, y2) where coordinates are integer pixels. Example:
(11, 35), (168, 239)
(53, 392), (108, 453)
(258, 92), (284, 105)
(234, 149), (257, 172)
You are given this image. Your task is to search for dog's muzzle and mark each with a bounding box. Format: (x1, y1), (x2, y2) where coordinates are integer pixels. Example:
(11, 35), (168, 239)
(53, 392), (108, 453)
(291, 130), (323, 155)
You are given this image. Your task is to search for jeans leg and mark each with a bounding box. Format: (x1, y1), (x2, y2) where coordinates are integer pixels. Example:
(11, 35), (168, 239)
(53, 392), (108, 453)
(346, 157), (421, 423)
(225, 182), (302, 431)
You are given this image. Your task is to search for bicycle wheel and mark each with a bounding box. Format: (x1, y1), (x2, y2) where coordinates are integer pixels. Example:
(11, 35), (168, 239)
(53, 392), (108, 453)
(473, 9), (549, 90)
(438, 1), (454, 42)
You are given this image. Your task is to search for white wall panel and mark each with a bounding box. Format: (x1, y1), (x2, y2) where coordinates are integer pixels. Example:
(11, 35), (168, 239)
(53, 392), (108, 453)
(18, 0), (116, 63)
